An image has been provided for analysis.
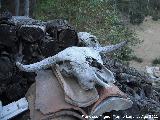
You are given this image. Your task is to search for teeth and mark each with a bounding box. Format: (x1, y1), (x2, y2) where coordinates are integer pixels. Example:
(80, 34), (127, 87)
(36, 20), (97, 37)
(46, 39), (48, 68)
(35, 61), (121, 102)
(95, 65), (115, 84)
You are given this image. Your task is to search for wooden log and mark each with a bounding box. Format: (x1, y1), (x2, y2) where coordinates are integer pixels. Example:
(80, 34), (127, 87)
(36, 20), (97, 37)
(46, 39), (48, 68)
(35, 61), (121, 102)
(18, 24), (45, 43)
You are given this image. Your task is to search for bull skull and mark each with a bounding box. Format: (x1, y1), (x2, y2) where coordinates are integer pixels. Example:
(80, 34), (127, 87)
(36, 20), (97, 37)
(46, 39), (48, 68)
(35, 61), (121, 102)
(16, 33), (127, 90)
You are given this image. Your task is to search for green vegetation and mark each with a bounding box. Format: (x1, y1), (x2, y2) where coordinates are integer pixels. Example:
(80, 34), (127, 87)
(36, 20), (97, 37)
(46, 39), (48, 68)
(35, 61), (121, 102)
(132, 56), (143, 63)
(109, 0), (160, 24)
(34, 0), (140, 61)
(152, 57), (160, 65)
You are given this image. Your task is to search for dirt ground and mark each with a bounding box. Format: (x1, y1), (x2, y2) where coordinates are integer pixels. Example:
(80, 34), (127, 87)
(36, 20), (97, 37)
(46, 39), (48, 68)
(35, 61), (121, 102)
(129, 17), (160, 71)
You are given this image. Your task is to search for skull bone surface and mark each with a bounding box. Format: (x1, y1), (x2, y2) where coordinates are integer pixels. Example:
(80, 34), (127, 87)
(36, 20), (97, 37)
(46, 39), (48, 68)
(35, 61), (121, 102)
(78, 32), (100, 47)
(16, 32), (127, 90)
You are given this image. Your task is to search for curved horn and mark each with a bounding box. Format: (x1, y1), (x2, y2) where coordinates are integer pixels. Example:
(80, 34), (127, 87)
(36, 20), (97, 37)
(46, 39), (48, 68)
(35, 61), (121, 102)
(16, 55), (58, 72)
(95, 41), (127, 53)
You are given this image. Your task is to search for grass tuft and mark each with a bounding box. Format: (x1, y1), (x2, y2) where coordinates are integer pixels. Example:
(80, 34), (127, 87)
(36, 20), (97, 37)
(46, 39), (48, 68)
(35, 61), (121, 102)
(152, 57), (160, 65)
(132, 56), (143, 63)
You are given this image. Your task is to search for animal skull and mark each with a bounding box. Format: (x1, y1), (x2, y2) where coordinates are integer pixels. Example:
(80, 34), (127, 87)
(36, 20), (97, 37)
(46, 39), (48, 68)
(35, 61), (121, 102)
(16, 33), (127, 90)
(78, 32), (100, 47)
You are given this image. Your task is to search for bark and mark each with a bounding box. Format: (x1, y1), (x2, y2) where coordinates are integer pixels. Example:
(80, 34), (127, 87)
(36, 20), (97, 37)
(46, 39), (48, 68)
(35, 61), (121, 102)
(15, 0), (20, 16)
(0, 0), (1, 10)
(24, 0), (29, 16)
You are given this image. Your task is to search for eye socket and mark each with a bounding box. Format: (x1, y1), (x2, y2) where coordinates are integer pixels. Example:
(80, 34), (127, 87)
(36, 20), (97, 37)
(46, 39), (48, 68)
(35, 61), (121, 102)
(89, 37), (96, 42)
(89, 79), (95, 83)
(88, 79), (92, 83)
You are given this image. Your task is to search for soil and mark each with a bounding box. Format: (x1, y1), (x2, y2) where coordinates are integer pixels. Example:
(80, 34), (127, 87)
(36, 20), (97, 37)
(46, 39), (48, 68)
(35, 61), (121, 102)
(130, 17), (160, 71)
